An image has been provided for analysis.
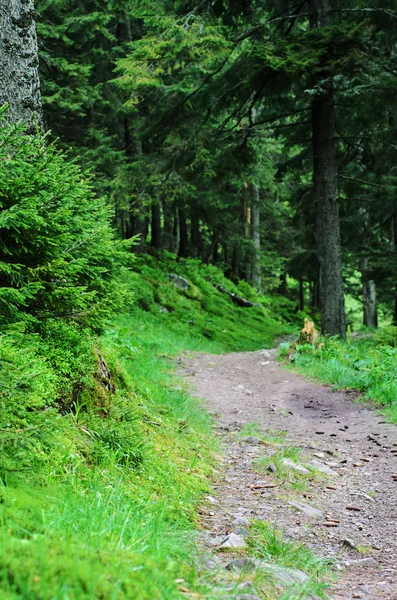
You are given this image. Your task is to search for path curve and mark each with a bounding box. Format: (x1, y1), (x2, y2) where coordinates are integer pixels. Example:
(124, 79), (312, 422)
(182, 350), (397, 600)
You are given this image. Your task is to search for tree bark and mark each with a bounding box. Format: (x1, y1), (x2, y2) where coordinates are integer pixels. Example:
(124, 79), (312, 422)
(251, 185), (261, 292)
(393, 207), (397, 326)
(151, 202), (163, 250)
(204, 230), (220, 265)
(299, 278), (305, 312)
(178, 208), (189, 258)
(131, 137), (147, 252)
(190, 211), (201, 258)
(0, 0), (42, 131)
(359, 257), (377, 328)
(310, 0), (346, 338)
(162, 198), (174, 251)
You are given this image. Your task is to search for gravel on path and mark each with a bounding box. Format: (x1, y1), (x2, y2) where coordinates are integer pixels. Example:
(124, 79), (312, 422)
(182, 349), (397, 600)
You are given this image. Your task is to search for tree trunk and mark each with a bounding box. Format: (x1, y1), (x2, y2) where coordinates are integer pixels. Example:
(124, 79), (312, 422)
(178, 208), (188, 258)
(251, 186), (261, 292)
(393, 208), (397, 326)
(151, 203), (162, 250)
(0, 0), (43, 132)
(131, 138), (147, 252)
(310, 261), (321, 309)
(173, 208), (180, 255)
(204, 230), (220, 265)
(279, 273), (287, 296)
(190, 211), (201, 258)
(310, 0), (346, 338)
(162, 198), (174, 251)
(359, 257), (377, 328)
(299, 278), (305, 312)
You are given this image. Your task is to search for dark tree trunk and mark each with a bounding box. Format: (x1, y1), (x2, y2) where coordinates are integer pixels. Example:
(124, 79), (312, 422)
(310, 0), (346, 338)
(299, 279), (305, 312)
(173, 208), (180, 254)
(131, 138), (147, 253)
(359, 257), (377, 328)
(0, 0), (42, 132)
(151, 203), (163, 250)
(393, 208), (397, 326)
(178, 208), (189, 258)
(190, 212), (201, 258)
(251, 186), (261, 292)
(310, 261), (321, 309)
(231, 245), (240, 279)
(279, 273), (287, 296)
(204, 230), (220, 265)
(162, 199), (174, 251)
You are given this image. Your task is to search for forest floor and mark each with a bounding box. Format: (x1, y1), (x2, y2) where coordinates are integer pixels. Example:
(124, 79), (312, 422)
(181, 349), (397, 600)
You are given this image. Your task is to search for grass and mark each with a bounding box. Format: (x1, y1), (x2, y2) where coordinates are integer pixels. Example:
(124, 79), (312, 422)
(128, 253), (305, 353)
(281, 327), (397, 423)
(254, 445), (326, 493)
(0, 319), (220, 599)
(245, 521), (332, 599)
(239, 423), (288, 445)
(0, 254), (328, 599)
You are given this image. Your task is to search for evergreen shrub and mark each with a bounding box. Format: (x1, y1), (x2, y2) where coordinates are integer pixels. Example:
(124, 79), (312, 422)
(0, 109), (128, 330)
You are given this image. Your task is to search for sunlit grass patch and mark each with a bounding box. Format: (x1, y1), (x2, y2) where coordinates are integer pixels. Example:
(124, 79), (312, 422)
(246, 521), (332, 599)
(239, 422), (288, 446)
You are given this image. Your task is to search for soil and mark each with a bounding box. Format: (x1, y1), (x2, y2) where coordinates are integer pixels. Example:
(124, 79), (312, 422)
(181, 349), (397, 600)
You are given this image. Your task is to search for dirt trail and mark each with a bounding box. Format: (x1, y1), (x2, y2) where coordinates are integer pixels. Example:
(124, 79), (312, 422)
(182, 350), (397, 600)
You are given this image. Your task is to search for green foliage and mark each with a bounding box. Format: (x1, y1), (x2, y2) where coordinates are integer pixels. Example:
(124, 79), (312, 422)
(125, 253), (298, 352)
(0, 332), (58, 475)
(0, 113), (127, 329)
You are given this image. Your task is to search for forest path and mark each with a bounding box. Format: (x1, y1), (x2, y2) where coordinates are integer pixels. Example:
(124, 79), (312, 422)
(181, 350), (397, 600)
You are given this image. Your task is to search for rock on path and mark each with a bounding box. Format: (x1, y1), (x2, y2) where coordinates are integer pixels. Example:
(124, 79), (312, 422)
(182, 349), (397, 600)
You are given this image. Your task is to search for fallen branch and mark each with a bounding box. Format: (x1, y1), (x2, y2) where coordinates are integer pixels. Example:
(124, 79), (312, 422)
(214, 284), (260, 308)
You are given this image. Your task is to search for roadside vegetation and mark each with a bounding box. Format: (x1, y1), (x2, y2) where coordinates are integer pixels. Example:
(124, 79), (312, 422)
(281, 327), (397, 423)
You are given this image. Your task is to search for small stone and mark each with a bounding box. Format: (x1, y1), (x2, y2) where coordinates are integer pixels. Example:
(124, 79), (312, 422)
(220, 533), (247, 549)
(208, 536), (224, 547)
(267, 463), (278, 473)
(233, 527), (250, 537)
(168, 273), (189, 289)
(259, 562), (309, 585)
(342, 538), (357, 550)
(225, 558), (256, 572)
(204, 559), (219, 570)
(234, 516), (250, 526)
(237, 595), (261, 600)
(289, 501), (323, 518)
(242, 436), (264, 445)
(344, 557), (378, 568)
(206, 495), (218, 505)
(282, 458), (310, 474)
(309, 459), (338, 477)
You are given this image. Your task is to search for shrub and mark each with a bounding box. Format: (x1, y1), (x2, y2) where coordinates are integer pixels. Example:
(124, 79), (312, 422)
(0, 333), (59, 476)
(0, 110), (128, 330)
